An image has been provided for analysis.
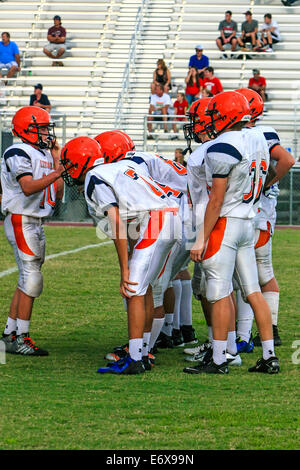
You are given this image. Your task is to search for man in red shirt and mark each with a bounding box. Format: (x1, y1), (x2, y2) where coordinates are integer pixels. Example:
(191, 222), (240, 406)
(43, 15), (66, 66)
(202, 67), (223, 95)
(248, 69), (267, 102)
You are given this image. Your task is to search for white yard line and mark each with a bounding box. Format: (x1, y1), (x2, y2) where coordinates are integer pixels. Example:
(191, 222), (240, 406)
(0, 240), (113, 278)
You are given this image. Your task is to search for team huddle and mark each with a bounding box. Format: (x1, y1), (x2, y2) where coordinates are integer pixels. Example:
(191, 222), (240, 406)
(0, 88), (294, 375)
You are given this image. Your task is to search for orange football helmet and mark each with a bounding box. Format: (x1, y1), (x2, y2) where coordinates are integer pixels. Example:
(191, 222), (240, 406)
(205, 91), (251, 138)
(235, 88), (264, 122)
(60, 137), (103, 186)
(12, 106), (55, 149)
(94, 130), (135, 164)
(184, 98), (212, 143)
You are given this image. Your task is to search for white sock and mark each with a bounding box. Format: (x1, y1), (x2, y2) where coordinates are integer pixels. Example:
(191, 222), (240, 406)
(262, 291), (279, 326)
(212, 339), (227, 365)
(208, 326), (213, 343)
(16, 319), (30, 336)
(149, 317), (165, 350)
(129, 338), (143, 361)
(142, 332), (151, 357)
(161, 313), (174, 336)
(227, 330), (237, 355)
(4, 317), (17, 335)
(262, 339), (275, 360)
(172, 279), (182, 330)
(180, 280), (193, 326)
(236, 289), (254, 342)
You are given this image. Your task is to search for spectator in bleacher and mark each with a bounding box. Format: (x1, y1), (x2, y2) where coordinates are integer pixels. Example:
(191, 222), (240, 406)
(43, 15), (66, 67)
(237, 11), (260, 51)
(185, 67), (203, 105)
(202, 67), (223, 95)
(0, 32), (21, 86)
(174, 148), (186, 167)
(172, 92), (188, 136)
(188, 45), (209, 78)
(147, 83), (171, 137)
(29, 83), (51, 113)
(259, 14), (281, 52)
(248, 69), (267, 102)
(201, 88), (213, 98)
(151, 59), (171, 94)
(216, 11), (238, 59)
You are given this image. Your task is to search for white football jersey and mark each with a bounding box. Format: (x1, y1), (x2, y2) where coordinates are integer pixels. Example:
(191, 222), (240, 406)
(254, 125), (281, 232)
(85, 159), (179, 229)
(1, 143), (57, 218)
(204, 128), (270, 219)
(124, 150), (187, 197)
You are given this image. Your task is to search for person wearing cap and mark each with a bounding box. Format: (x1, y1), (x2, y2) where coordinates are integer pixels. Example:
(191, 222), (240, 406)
(43, 16), (66, 66)
(188, 45), (209, 78)
(248, 69), (267, 102)
(216, 11), (238, 59)
(237, 11), (260, 50)
(29, 84), (51, 113)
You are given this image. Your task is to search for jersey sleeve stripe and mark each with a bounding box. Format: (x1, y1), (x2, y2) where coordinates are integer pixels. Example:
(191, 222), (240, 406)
(4, 148), (32, 162)
(269, 143), (280, 154)
(263, 132), (280, 143)
(207, 143), (243, 161)
(130, 156), (147, 166)
(86, 175), (109, 200)
(16, 172), (33, 181)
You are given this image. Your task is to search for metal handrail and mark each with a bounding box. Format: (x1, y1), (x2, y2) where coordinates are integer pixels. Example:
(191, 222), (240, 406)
(114, 0), (149, 128)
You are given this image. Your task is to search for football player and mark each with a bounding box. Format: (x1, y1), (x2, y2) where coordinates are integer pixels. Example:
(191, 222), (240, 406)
(185, 91), (280, 374)
(236, 88), (295, 348)
(0, 106), (64, 355)
(60, 136), (182, 375)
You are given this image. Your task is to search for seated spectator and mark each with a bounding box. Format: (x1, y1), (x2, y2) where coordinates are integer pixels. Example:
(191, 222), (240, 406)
(151, 59), (171, 94)
(203, 67), (223, 95)
(29, 83), (51, 113)
(260, 14), (281, 52)
(43, 16), (66, 66)
(216, 11), (238, 59)
(185, 67), (203, 105)
(237, 11), (260, 50)
(172, 92), (188, 135)
(188, 45), (209, 78)
(0, 32), (20, 85)
(248, 69), (267, 102)
(201, 88), (213, 98)
(174, 148), (186, 167)
(147, 83), (171, 137)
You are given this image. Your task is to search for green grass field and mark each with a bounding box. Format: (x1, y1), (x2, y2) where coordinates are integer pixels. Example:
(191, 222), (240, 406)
(0, 225), (299, 450)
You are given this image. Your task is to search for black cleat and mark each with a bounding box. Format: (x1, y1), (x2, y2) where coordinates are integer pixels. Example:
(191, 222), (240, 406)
(172, 328), (185, 347)
(184, 359), (229, 375)
(142, 355), (152, 371)
(98, 356), (145, 374)
(180, 325), (198, 345)
(14, 333), (49, 356)
(253, 325), (282, 347)
(248, 356), (280, 374)
(0, 331), (17, 354)
(155, 331), (174, 349)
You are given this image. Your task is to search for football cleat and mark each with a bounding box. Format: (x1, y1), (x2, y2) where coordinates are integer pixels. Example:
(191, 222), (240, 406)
(184, 341), (212, 362)
(97, 356), (145, 375)
(253, 325), (282, 347)
(180, 325), (198, 345)
(184, 339), (211, 356)
(172, 329), (185, 347)
(142, 355), (152, 371)
(148, 352), (155, 365)
(236, 335), (254, 353)
(14, 333), (49, 356)
(248, 356), (280, 374)
(0, 331), (17, 354)
(183, 360), (229, 375)
(226, 352), (242, 366)
(155, 331), (174, 349)
(104, 343), (129, 362)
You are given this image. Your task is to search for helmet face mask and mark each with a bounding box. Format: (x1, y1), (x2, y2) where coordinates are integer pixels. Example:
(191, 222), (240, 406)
(12, 107), (56, 150)
(60, 137), (103, 187)
(184, 98), (211, 143)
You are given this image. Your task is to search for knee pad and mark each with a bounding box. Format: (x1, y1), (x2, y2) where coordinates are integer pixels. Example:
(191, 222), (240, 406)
(152, 284), (164, 309)
(20, 271), (43, 298)
(205, 279), (233, 304)
(255, 242), (274, 286)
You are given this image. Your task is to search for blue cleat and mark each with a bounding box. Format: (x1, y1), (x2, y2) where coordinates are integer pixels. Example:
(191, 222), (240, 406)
(97, 355), (145, 375)
(236, 336), (254, 353)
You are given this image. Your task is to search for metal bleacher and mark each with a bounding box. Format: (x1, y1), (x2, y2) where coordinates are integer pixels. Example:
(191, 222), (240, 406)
(1, 0), (300, 158)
